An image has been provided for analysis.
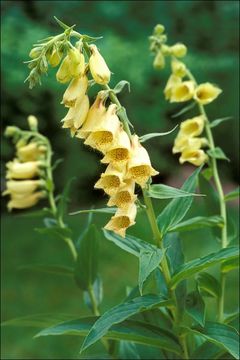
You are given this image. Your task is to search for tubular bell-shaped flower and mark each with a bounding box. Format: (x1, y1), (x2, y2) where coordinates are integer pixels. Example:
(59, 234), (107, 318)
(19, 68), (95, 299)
(171, 58), (187, 78)
(7, 191), (45, 211)
(179, 115), (205, 137)
(2, 179), (44, 196)
(107, 180), (136, 209)
(17, 142), (46, 162)
(61, 94), (89, 134)
(104, 203), (137, 237)
(173, 136), (208, 154)
(94, 164), (126, 196)
(68, 47), (85, 78)
(169, 80), (195, 102)
(84, 104), (121, 152)
(180, 148), (208, 166)
(126, 135), (159, 187)
(194, 82), (222, 105)
(89, 44), (111, 85)
(164, 74), (182, 100)
(6, 160), (41, 179)
(62, 75), (88, 107)
(56, 55), (72, 83)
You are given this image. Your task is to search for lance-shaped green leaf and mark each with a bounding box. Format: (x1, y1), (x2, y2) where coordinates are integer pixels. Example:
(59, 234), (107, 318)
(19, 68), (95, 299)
(103, 229), (157, 257)
(207, 147), (230, 161)
(83, 276), (103, 312)
(18, 264), (73, 277)
(57, 177), (76, 218)
(224, 312), (239, 325)
(157, 167), (202, 235)
(168, 216), (224, 233)
(170, 247), (239, 289)
(138, 249), (164, 295)
(74, 225), (99, 290)
(70, 207), (117, 216)
(196, 272), (221, 298)
(35, 226), (72, 240)
(139, 125), (178, 143)
(186, 322), (239, 359)
(185, 290), (205, 327)
(1, 313), (76, 328)
(113, 80), (130, 94)
(35, 316), (181, 355)
(171, 102), (196, 118)
(191, 341), (226, 359)
(221, 257), (239, 273)
(80, 295), (173, 352)
(224, 187), (240, 202)
(209, 116), (232, 128)
(146, 184), (201, 200)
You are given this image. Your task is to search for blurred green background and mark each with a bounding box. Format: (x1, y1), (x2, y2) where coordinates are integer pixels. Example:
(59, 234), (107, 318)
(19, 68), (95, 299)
(1, 1), (239, 359)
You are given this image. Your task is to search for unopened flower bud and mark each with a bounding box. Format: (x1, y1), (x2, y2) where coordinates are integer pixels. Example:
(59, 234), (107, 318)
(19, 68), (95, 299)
(62, 75), (88, 107)
(68, 47), (85, 77)
(17, 142), (46, 162)
(153, 52), (165, 70)
(56, 55), (72, 83)
(27, 115), (38, 131)
(29, 47), (42, 59)
(89, 44), (111, 85)
(154, 24), (165, 35)
(161, 45), (171, 56)
(164, 75), (182, 100)
(171, 58), (187, 77)
(170, 43), (187, 58)
(4, 126), (20, 138)
(49, 49), (62, 67)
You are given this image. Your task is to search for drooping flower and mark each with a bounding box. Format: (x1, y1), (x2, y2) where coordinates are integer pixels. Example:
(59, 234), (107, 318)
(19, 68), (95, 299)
(179, 148), (208, 166)
(56, 55), (72, 83)
(169, 43), (187, 58)
(153, 51), (165, 70)
(84, 104), (121, 153)
(89, 44), (111, 85)
(194, 82), (222, 105)
(107, 180), (136, 209)
(179, 115), (205, 137)
(2, 179), (44, 196)
(171, 58), (187, 78)
(104, 203), (137, 237)
(7, 191), (45, 211)
(94, 164), (126, 196)
(48, 49), (62, 67)
(126, 135), (159, 187)
(68, 47), (85, 78)
(173, 136), (208, 154)
(164, 74), (182, 100)
(62, 75), (88, 107)
(17, 143), (46, 162)
(61, 94), (89, 134)
(6, 160), (41, 180)
(170, 80), (195, 102)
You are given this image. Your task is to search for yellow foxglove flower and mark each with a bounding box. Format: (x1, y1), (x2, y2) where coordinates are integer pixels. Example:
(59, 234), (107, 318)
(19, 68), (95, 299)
(17, 143), (46, 162)
(180, 149), (208, 166)
(164, 74), (182, 100)
(171, 58), (187, 77)
(173, 136), (208, 154)
(68, 48), (85, 78)
(48, 49), (62, 67)
(2, 179), (43, 196)
(76, 92), (107, 139)
(170, 81), (195, 102)
(56, 55), (72, 83)
(194, 82), (222, 105)
(61, 94), (89, 132)
(153, 52), (165, 70)
(180, 115), (205, 137)
(126, 135), (159, 188)
(101, 128), (131, 168)
(169, 43), (187, 57)
(84, 104), (121, 153)
(62, 75), (88, 107)
(6, 160), (40, 180)
(104, 203), (137, 238)
(94, 164), (125, 196)
(89, 44), (111, 85)
(107, 180), (136, 209)
(7, 191), (45, 211)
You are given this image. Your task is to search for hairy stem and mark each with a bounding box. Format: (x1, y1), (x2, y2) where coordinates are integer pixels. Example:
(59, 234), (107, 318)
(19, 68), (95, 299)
(185, 69), (228, 322)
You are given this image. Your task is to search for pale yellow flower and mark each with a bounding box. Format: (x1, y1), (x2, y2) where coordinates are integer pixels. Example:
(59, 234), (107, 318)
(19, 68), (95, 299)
(2, 179), (43, 196)
(170, 80), (195, 102)
(173, 136), (208, 154)
(56, 55), (72, 83)
(6, 160), (40, 179)
(17, 143), (46, 162)
(179, 149), (208, 166)
(126, 135), (159, 188)
(61, 94), (89, 133)
(164, 74), (182, 100)
(180, 116), (205, 137)
(94, 164), (126, 196)
(169, 43), (187, 58)
(171, 58), (187, 77)
(107, 180), (136, 209)
(62, 75), (88, 107)
(76, 92), (107, 139)
(194, 82), (222, 105)
(84, 104), (121, 153)
(7, 191), (45, 211)
(101, 128), (131, 168)
(68, 48), (85, 78)
(153, 52), (165, 70)
(89, 44), (111, 85)
(48, 49), (62, 67)
(104, 203), (137, 237)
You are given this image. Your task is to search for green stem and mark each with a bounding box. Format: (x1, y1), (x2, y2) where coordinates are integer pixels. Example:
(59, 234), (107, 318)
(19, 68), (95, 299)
(185, 69), (228, 322)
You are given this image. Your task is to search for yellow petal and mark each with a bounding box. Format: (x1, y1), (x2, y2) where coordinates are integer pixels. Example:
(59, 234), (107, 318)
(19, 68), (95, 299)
(7, 191), (44, 211)
(169, 43), (187, 58)
(62, 75), (88, 107)
(170, 81), (195, 102)
(194, 82), (222, 105)
(179, 149), (208, 166)
(56, 55), (72, 83)
(180, 115), (205, 137)
(164, 74), (182, 100)
(107, 180), (137, 208)
(6, 160), (40, 179)
(94, 164), (126, 196)
(68, 48), (85, 78)
(89, 44), (111, 85)
(17, 143), (46, 162)
(61, 95), (89, 131)
(126, 135), (159, 187)
(3, 179), (43, 196)
(173, 136), (208, 154)
(48, 49), (62, 67)
(171, 58), (187, 77)
(104, 203), (137, 237)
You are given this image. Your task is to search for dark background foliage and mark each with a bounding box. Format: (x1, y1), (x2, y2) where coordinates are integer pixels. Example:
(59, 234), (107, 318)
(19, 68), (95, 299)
(1, 1), (239, 359)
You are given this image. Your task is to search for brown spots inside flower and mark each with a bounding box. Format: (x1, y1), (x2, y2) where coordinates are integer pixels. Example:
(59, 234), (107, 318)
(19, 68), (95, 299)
(130, 165), (150, 178)
(102, 175), (120, 189)
(182, 123), (200, 135)
(109, 148), (129, 161)
(115, 191), (131, 207)
(92, 131), (113, 145)
(111, 216), (130, 229)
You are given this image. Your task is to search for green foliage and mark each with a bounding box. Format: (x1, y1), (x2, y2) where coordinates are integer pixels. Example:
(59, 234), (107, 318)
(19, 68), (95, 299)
(185, 289), (205, 327)
(196, 272), (221, 298)
(207, 147), (230, 162)
(168, 215), (224, 232)
(146, 183), (200, 200)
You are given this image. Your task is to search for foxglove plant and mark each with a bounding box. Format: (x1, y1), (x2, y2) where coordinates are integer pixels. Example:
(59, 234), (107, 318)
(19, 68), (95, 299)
(2, 18), (239, 360)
